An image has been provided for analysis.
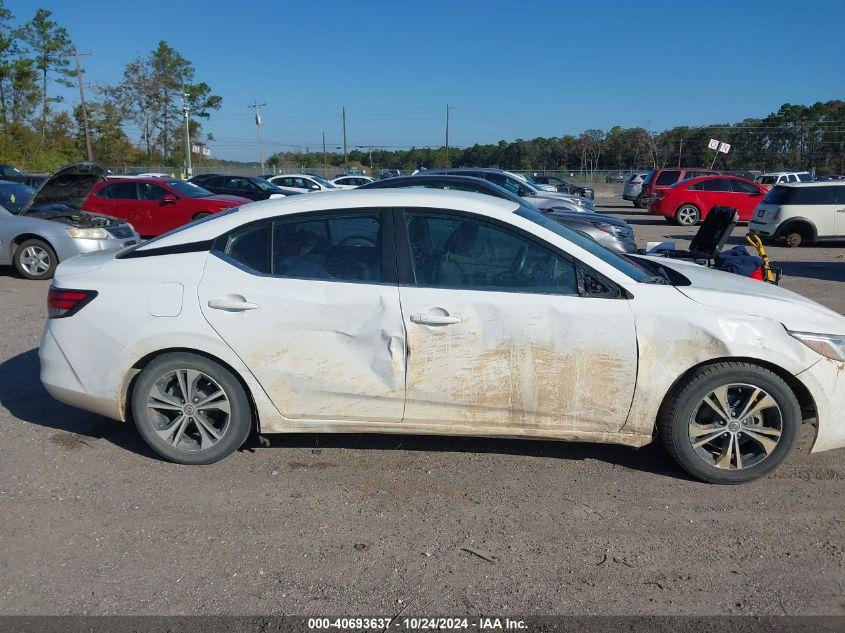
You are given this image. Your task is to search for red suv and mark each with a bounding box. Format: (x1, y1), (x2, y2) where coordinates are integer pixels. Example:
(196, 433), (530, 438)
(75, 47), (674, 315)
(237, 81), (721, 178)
(639, 167), (717, 208)
(648, 175), (767, 225)
(83, 178), (250, 237)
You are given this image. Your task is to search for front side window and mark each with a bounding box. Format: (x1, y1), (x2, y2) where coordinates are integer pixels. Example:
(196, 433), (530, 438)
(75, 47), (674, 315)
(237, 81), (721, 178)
(731, 179), (760, 193)
(404, 211), (578, 295)
(138, 183), (168, 201)
(272, 214), (381, 282)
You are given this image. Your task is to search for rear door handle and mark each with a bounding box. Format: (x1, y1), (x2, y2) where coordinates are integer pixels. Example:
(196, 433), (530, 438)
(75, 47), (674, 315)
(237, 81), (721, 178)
(208, 295), (259, 312)
(410, 313), (462, 325)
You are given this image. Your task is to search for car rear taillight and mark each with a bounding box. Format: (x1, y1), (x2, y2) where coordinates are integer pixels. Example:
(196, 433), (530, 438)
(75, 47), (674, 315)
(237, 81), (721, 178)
(48, 287), (98, 318)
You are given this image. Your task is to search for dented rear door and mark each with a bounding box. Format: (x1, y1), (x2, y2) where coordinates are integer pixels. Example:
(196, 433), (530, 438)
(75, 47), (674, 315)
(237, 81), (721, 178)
(397, 210), (638, 434)
(198, 210), (405, 423)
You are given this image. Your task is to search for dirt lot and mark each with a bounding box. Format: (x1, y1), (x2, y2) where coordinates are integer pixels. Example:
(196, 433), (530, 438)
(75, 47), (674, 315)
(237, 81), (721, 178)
(0, 199), (843, 616)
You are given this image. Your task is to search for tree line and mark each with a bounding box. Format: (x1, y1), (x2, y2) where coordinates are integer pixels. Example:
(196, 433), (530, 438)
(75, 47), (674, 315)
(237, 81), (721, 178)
(0, 2), (220, 171)
(272, 100), (845, 176)
(0, 2), (841, 176)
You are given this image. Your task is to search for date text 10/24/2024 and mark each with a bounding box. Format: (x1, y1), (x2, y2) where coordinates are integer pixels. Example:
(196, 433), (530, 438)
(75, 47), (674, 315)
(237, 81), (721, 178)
(307, 618), (528, 630)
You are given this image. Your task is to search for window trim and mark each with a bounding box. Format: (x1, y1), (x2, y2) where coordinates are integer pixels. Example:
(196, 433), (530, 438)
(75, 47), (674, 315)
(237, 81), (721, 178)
(210, 208), (397, 286)
(393, 207), (624, 298)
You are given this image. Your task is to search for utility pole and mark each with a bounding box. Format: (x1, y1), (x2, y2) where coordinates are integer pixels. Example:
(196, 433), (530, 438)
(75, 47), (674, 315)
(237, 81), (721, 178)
(677, 138), (683, 167)
(341, 106), (348, 169)
(322, 131), (328, 174)
(181, 91), (192, 178)
(249, 102), (266, 169)
(445, 104), (452, 166)
(74, 50), (93, 162)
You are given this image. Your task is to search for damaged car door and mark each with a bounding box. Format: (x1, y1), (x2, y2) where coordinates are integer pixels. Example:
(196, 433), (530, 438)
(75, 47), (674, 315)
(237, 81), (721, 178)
(198, 210), (406, 423)
(397, 209), (638, 436)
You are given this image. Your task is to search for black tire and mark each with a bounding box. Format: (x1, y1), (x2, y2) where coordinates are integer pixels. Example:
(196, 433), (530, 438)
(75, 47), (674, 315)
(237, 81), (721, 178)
(13, 238), (58, 280)
(674, 204), (700, 226)
(633, 200), (643, 209)
(131, 352), (252, 464)
(784, 228), (811, 248)
(658, 362), (801, 484)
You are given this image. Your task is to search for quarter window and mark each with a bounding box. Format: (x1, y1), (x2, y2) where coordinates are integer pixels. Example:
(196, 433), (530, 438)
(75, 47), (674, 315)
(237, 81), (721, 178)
(404, 212), (578, 295)
(224, 222), (271, 274)
(272, 214), (381, 282)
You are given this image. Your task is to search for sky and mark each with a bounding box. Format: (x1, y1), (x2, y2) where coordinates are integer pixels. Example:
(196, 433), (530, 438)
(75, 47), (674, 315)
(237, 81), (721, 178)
(9, 0), (845, 162)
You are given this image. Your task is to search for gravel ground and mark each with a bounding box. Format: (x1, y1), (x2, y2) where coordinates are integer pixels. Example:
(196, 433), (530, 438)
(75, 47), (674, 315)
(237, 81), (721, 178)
(0, 198), (843, 616)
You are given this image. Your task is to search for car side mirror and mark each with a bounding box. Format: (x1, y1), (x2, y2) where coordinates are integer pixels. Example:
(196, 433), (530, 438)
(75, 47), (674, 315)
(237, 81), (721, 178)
(161, 194), (177, 203)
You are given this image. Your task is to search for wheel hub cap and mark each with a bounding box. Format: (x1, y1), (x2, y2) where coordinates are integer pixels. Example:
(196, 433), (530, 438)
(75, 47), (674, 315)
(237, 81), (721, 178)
(688, 383), (783, 470)
(146, 369), (231, 452)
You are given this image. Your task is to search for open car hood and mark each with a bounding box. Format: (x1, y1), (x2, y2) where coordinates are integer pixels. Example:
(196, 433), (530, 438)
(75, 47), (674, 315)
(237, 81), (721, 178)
(22, 162), (107, 213)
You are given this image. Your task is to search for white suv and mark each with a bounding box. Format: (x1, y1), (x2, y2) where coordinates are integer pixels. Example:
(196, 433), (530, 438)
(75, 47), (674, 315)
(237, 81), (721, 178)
(755, 172), (812, 189)
(749, 182), (845, 247)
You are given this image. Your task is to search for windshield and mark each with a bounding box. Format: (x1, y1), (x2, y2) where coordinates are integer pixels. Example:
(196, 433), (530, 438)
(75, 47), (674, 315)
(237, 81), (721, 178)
(0, 183), (35, 214)
(166, 179), (213, 198)
(253, 178), (282, 192)
(515, 206), (651, 282)
(310, 175), (337, 189)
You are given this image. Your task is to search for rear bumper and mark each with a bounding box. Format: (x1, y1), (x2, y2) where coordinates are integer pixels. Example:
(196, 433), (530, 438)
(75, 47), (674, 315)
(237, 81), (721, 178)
(39, 317), (139, 421)
(748, 220), (777, 237)
(795, 358), (845, 453)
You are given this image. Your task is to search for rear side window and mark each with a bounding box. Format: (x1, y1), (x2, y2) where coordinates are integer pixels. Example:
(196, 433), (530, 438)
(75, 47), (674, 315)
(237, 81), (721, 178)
(100, 182), (136, 200)
(272, 214), (381, 283)
(655, 170), (681, 186)
(404, 211), (578, 295)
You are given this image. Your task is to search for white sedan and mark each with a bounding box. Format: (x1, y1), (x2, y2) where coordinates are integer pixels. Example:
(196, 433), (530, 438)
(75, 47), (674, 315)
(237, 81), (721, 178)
(39, 190), (845, 483)
(331, 175), (375, 189)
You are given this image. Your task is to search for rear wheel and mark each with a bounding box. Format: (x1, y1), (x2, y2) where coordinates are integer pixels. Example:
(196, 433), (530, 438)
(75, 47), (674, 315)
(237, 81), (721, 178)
(658, 362), (800, 484)
(131, 352), (252, 464)
(674, 204), (700, 226)
(783, 224), (813, 248)
(13, 238), (57, 280)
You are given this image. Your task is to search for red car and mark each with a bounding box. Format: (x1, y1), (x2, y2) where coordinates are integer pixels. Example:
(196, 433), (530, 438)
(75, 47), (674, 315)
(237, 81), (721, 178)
(83, 177), (250, 237)
(648, 175), (767, 226)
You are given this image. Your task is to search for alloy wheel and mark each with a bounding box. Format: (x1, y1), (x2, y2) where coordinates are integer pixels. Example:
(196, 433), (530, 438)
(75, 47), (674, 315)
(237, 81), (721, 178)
(146, 368), (231, 452)
(676, 206), (699, 225)
(19, 245), (51, 276)
(687, 383), (783, 470)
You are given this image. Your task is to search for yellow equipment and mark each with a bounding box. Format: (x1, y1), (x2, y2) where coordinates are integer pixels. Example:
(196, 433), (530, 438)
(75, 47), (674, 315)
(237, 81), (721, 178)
(745, 234), (781, 284)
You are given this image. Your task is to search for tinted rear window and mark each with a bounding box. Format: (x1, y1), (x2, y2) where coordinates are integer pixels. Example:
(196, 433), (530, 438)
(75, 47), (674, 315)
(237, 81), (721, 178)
(655, 170), (681, 186)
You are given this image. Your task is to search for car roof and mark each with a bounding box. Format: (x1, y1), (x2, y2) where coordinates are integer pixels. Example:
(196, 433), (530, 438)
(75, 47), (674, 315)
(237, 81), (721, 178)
(103, 176), (182, 184)
(271, 173), (320, 178)
(777, 181), (841, 188)
(136, 189), (522, 251)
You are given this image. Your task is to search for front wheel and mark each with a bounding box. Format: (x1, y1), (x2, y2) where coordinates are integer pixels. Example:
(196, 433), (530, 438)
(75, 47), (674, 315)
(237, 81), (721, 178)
(14, 238), (58, 280)
(658, 362), (800, 484)
(131, 352), (253, 464)
(674, 204), (700, 226)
